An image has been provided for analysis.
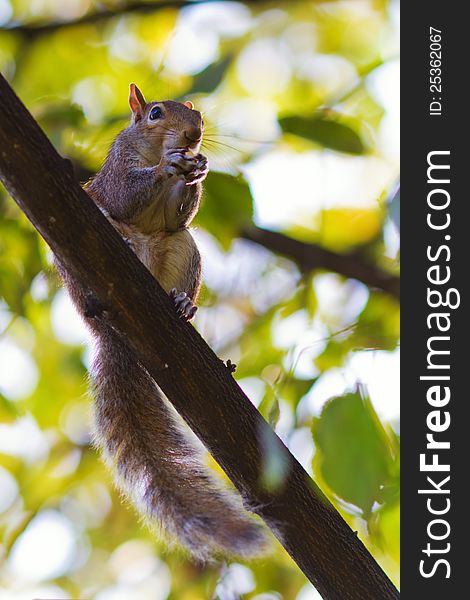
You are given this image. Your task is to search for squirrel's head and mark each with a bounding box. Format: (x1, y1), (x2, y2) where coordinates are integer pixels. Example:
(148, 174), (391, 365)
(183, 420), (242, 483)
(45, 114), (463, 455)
(128, 83), (204, 159)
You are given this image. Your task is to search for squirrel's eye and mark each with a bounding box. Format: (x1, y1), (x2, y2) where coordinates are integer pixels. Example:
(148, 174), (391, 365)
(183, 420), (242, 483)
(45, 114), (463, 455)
(149, 106), (163, 120)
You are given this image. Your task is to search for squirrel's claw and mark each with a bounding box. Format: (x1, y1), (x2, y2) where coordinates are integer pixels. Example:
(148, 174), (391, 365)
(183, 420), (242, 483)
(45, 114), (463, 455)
(160, 149), (209, 185)
(185, 154), (209, 186)
(170, 288), (198, 321)
(185, 166), (209, 186)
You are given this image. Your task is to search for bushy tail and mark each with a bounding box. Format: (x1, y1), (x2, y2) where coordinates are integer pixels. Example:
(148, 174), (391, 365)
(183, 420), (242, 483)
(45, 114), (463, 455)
(91, 327), (267, 561)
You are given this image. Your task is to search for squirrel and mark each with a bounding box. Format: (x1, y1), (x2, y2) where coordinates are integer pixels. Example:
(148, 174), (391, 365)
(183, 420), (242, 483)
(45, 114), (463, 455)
(57, 84), (267, 562)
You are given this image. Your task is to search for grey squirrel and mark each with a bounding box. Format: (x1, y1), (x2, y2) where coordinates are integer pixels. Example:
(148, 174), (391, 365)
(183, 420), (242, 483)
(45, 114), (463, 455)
(57, 84), (267, 561)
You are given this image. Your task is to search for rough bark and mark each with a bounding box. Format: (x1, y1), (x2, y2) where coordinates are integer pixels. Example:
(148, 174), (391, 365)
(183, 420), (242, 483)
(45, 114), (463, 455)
(0, 74), (399, 600)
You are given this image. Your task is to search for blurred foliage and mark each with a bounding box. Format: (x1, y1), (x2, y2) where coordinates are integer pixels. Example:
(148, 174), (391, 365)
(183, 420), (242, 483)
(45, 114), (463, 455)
(199, 172), (254, 249)
(312, 388), (399, 519)
(279, 114), (365, 154)
(0, 0), (399, 598)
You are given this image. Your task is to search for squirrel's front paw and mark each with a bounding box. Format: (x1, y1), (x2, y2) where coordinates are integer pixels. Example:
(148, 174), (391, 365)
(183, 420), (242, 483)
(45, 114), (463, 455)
(185, 154), (209, 186)
(159, 150), (208, 185)
(170, 288), (198, 321)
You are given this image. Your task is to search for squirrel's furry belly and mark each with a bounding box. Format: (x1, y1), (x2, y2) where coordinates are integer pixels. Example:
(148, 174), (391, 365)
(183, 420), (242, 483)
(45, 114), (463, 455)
(110, 220), (200, 296)
(112, 222), (168, 277)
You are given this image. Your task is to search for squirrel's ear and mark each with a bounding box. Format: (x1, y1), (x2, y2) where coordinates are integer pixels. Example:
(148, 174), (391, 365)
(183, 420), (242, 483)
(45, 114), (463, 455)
(184, 100), (194, 110)
(129, 83), (146, 122)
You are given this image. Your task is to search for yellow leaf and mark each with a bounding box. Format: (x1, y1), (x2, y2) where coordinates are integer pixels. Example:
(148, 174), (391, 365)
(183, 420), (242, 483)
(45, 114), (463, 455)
(317, 207), (382, 250)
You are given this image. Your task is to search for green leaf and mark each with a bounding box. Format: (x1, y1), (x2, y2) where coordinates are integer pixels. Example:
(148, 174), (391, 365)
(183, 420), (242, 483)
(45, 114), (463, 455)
(186, 55), (232, 95)
(35, 102), (86, 129)
(258, 385), (280, 427)
(279, 115), (365, 154)
(196, 171), (254, 249)
(312, 390), (395, 517)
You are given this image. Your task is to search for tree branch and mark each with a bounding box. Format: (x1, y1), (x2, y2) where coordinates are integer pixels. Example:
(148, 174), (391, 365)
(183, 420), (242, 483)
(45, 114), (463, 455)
(0, 74), (399, 600)
(0, 0), (253, 38)
(1, 1), (198, 38)
(242, 225), (400, 299)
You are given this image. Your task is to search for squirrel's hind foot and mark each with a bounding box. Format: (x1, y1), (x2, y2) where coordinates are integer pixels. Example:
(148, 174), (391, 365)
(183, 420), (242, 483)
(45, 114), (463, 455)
(170, 288), (198, 321)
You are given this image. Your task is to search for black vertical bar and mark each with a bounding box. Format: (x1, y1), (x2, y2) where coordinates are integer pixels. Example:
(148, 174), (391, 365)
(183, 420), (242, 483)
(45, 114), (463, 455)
(402, 3), (466, 597)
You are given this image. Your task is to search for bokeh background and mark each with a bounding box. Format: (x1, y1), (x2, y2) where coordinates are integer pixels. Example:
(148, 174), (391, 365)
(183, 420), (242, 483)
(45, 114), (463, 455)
(0, 1), (400, 598)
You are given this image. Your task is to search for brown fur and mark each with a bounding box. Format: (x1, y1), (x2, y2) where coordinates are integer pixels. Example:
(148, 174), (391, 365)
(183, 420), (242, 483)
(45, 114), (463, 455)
(59, 86), (267, 560)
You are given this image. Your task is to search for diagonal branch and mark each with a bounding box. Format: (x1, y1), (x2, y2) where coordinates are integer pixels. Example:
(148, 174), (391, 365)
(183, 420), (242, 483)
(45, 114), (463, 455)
(1, 1), (202, 38)
(0, 0), (265, 38)
(242, 226), (400, 299)
(0, 74), (399, 600)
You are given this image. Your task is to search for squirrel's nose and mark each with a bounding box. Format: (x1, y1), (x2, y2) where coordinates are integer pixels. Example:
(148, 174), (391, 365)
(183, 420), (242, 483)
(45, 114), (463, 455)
(184, 128), (202, 144)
